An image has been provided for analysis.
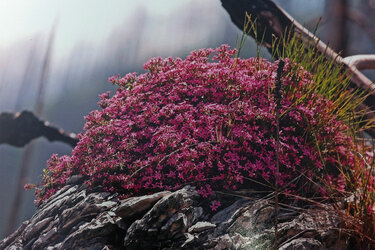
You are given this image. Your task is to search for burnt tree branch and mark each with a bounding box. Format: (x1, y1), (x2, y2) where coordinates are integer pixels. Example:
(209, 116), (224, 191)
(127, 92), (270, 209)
(0, 111), (78, 147)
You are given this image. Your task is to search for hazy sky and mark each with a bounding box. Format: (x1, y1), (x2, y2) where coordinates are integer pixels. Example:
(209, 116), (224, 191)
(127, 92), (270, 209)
(0, 0), (326, 61)
(0, 0), (327, 110)
(0, 0), (189, 60)
(0, 0), (232, 111)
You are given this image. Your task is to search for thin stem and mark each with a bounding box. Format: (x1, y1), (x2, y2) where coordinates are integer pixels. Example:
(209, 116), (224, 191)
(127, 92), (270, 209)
(274, 59), (285, 246)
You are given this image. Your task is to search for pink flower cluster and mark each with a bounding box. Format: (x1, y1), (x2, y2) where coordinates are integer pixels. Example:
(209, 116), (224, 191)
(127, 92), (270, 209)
(35, 45), (357, 204)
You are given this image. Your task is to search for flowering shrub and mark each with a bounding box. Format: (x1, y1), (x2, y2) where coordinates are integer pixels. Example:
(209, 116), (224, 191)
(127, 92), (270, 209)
(34, 45), (362, 205)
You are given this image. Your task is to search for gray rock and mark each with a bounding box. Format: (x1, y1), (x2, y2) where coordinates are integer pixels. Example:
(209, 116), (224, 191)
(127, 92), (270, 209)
(279, 238), (323, 250)
(112, 191), (170, 218)
(189, 221), (216, 233)
(181, 233), (195, 247)
(123, 186), (201, 249)
(0, 184), (351, 250)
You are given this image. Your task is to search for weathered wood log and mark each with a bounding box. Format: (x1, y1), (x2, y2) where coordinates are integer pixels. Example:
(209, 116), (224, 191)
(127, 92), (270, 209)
(343, 55), (375, 71)
(0, 111), (78, 147)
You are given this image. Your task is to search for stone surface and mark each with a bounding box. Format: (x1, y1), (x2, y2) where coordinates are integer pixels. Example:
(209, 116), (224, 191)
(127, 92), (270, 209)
(1, 183), (350, 250)
(189, 221), (216, 233)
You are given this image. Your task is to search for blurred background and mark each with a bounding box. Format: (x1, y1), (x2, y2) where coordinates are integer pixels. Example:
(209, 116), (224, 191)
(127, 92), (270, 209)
(1, 0), (374, 238)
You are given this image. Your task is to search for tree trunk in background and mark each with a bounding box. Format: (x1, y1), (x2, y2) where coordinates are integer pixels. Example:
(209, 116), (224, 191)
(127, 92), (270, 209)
(5, 21), (57, 237)
(324, 0), (349, 56)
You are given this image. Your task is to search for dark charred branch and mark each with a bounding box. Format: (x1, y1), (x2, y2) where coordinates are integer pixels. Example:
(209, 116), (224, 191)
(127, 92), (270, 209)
(0, 111), (78, 147)
(221, 0), (292, 53)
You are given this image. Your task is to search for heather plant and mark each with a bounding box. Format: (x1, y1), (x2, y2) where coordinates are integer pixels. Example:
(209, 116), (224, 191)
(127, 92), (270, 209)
(31, 44), (369, 212)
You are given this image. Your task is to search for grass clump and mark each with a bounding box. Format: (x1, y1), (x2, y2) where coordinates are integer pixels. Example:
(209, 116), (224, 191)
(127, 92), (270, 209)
(243, 14), (375, 248)
(282, 32), (375, 250)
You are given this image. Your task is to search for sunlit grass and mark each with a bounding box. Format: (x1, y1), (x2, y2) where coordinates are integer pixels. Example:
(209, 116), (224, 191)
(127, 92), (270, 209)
(281, 26), (374, 250)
